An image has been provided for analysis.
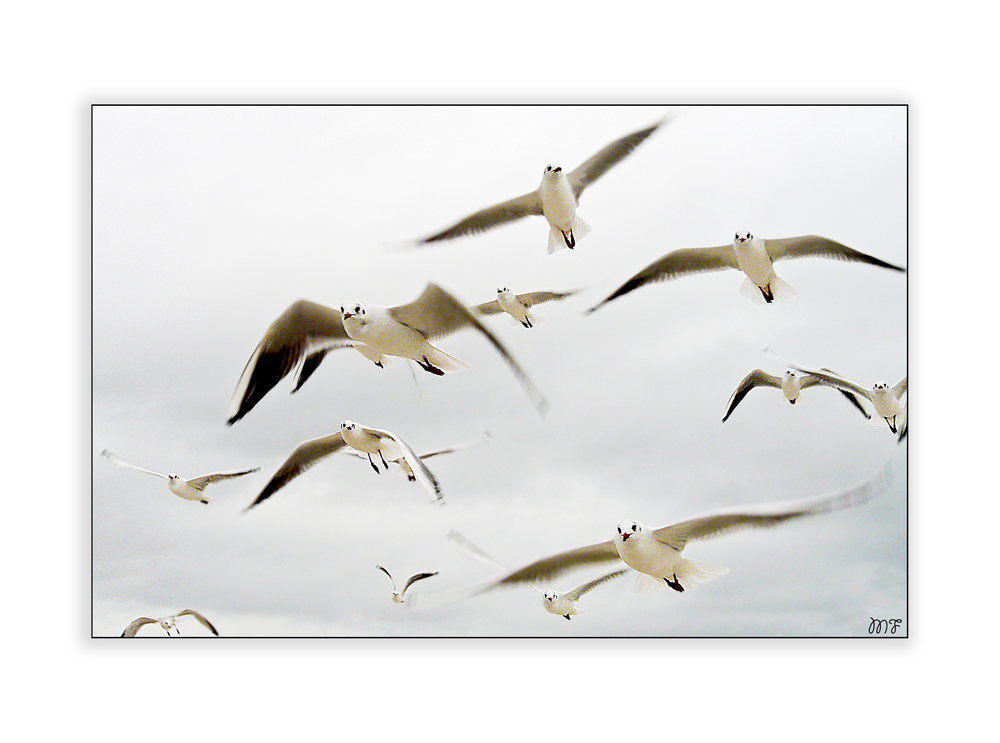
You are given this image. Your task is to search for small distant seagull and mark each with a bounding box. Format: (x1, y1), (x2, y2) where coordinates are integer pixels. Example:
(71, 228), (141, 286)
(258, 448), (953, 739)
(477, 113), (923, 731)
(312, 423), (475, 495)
(588, 232), (906, 311)
(376, 565), (438, 604)
(722, 367), (872, 423)
(415, 120), (667, 253)
(100, 450), (259, 505)
(121, 609), (219, 637)
(472, 287), (580, 328)
(484, 465), (891, 592)
(541, 568), (631, 620)
(245, 420), (443, 510)
(765, 351), (907, 441)
(345, 432), (490, 482)
(227, 283), (547, 424)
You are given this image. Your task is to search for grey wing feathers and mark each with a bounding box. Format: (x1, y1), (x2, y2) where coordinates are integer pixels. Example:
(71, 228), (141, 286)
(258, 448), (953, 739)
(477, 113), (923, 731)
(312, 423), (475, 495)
(565, 567), (631, 602)
(392, 284), (548, 416)
(245, 433), (347, 510)
(367, 427), (443, 504)
(587, 245), (738, 313)
(419, 433), (491, 460)
(376, 565), (396, 589)
(419, 191), (543, 243)
(121, 617), (158, 637)
(791, 367), (870, 399)
(765, 235), (906, 272)
(494, 540), (620, 587)
(402, 572), (439, 595)
(893, 377), (907, 398)
(187, 467), (261, 491)
(515, 289), (580, 308)
(802, 368), (872, 419)
(722, 370), (782, 422)
(567, 120), (665, 198)
(654, 464), (892, 551)
(471, 299), (503, 316)
(176, 609), (219, 636)
(100, 450), (167, 479)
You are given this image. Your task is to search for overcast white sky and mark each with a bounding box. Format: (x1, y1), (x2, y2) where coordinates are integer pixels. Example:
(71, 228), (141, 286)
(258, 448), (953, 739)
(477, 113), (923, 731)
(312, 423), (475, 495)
(93, 104), (906, 638)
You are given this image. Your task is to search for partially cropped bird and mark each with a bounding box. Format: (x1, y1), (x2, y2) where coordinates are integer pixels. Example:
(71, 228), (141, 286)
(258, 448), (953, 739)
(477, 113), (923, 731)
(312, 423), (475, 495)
(120, 609), (219, 637)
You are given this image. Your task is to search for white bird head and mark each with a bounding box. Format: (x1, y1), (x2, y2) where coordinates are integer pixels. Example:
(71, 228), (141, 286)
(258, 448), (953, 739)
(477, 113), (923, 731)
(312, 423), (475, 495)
(497, 287), (512, 298)
(872, 382), (889, 391)
(616, 520), (641, 543)
(783, 369), (797, 380)
(391, 592), (405, 604)
(543, 164), (563, 177)
(542, 590), (558, 603)
(340, 303), (369, 324)
(340, 420), (359, 433)
(167, 474), (180, 482)
(734, 231), (755, 246)
(157, 617), (177, 635)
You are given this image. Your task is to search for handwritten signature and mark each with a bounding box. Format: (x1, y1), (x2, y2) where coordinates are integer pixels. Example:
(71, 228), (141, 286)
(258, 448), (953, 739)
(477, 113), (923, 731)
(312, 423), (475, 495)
(868, 618), (903, 635)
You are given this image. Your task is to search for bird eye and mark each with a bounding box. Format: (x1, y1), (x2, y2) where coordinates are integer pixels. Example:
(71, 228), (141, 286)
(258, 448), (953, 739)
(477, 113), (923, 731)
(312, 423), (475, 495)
(617, 527), (622, 534)
(735, 232), (739, 240)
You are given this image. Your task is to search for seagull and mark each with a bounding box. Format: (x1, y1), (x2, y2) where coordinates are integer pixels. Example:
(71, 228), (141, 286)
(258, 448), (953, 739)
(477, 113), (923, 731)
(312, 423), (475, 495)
(541, 568), (631, 620)
(245, 420), (443, 510)
(376, 565), (438, 604)
(100, 450), (259, 505)
(472, 287), (580, 328)
(722, 367), (872, 423)
(483, 464), (891, 592)
(344, 432), (490, 482)
(415, 120), (666, 252)
(120, 609), (220, 637)
(588, 232), (906, 311)
(227, 283), (547, 424)
(764, 351), (907, 441)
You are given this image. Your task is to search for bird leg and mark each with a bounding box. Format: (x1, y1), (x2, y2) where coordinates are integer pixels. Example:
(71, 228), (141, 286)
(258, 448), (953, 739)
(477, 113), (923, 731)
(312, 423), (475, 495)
(417, 356), (445, 376)
(367, 453), (380, 474)
(564, 615), (571, 621)
(379, 450), (389, 470)
(665, 573), (685, 593)
(761, 285), (775, 303)
(374, 360), (384, 368)
(885, 416), (897, 433)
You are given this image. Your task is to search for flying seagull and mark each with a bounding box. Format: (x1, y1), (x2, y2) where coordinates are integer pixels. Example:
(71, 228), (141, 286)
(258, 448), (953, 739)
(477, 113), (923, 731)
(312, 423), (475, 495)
(482, 464), (891, 592)
(415, 119), (666, 252)
(121, 609), (219, 637)
(376, 565), (439, 604)
(472, 287), (580, 328)
(722, 367), (872, 423)
(227, 283), (547, 424)
(100, 450), (259, 505)
(588, 232), (906, 311)
(245, 420), (443, 510)
(765, 350), (907, 441)
(344, 432), (490, 482)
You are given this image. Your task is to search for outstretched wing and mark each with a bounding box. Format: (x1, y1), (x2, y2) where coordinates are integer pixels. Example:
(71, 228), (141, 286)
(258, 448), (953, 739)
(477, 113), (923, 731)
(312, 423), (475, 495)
(419, 432), (491, 461)
(564, 567), (631, 602)
(366, 426), (444, 505)
(188, 467), (261, 491)
(418, 191), (543, 244)
(515, 289), (581, 308)
(566, 120), (666, 198)
(101, 450), (168, 480)
(375, 565), (397, 592)
(492, 540), (620, 587)
(227, 301), (354, 425)
(587, 245), (738, 313)
(800, 368), (872, 419)
(245, 432), (347, 510)
(892, 377), (907, 398)
(470, 299), (503, 316)
(120, 617), (158, 637)
(390, 283), (548, 415)
(176, 609), (219, 636)
(401, 572), (439, 597)
(765, 235), (906, 272)
(721, 370), (782, 422)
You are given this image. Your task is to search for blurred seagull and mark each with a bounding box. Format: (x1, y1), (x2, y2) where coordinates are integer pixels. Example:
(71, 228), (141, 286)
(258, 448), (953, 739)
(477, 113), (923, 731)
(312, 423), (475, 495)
(541, 569), (630, 620)
(416, 120), (666, 252)
(376, 565), (438, 604)
(100, 450), (259, 505)
(588, 232), (906, 311)
(121, 609), (219, 637)
(722, 367), (872, 423)
(344, 432), (490, 482)
(765, 351), (907, 441)
(472, 287), (581, 328)
(245, 420), (443, 510)
(485, 464), (891, 592)
(227, 283), (547, 424)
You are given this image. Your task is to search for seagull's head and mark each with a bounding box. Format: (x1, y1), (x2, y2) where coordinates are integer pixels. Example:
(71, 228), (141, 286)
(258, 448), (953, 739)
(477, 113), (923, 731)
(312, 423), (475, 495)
(157, 617), (176, 635)
(617, 520), (641, 543)
(542, 590), (558, 603)
(783, 369), (797, 380)
(498, 286), (512, 299)
(340, 420), (359, 434)
(340, 303), (368, 324)
(734, 231), (754, 246)
(391, 592), (405, 604)
(543, 163), (563, 178)
(873, 381), (889, 392)
(167, 474), (180, 482)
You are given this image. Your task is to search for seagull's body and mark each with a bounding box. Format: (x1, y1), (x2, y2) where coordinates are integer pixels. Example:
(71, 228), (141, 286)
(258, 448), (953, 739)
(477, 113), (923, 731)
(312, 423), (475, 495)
(376, 565), (438, 604)
(100, 450), (259, 504)
(473, 287), (580, 328)
(486, 465), (891, 592)
(417, 120), (665, 252)
(228, 283), (547, 424)
(345, 432), (490, 482)
(722, 368), (872, 422)
(120, 609), (219, 637)
(588, 232), (906, 311)
(245, 420), (443, 510)
(542, 569), (630, 620)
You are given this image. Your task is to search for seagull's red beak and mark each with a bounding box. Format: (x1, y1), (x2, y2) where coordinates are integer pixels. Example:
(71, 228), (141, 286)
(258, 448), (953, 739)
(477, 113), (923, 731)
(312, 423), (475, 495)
(342, 311), (354, 319)
(621, 532), (630, 542)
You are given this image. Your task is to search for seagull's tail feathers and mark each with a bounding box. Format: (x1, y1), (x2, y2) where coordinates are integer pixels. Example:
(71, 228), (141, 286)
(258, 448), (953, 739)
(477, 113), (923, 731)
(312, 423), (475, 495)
(546, 217), (591, 254)
(510, 311), (545, 328)
(420, 346), (471, 374)
(740, 276), (797, 304)
(673, 558), (730, 590)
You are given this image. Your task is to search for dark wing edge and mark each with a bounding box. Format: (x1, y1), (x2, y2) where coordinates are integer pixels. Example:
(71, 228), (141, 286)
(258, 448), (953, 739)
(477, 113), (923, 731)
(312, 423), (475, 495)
(767, 235), (906, 272)
(567, 119), (667, 198)
(494, 540), (620, 587)
(244, 434), (347, 511)
(419, 191), (543, 244)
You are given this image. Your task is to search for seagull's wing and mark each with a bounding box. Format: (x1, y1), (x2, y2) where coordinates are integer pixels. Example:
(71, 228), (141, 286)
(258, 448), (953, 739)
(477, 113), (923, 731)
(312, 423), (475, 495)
(564, 567), (631, 602)
(365, 426), (443, 505)
(187, 467), (262, 491)
(893, 377), (908, 398)
(587, 245), (738, 313)
(492, 540), (621, 587)
(515, 289), (581, 308)
(791, 367), (871, 401)
(401, 572), (439, 597)
(471, 299), (503, 316)
(721, 370), (782, 422)
(121, 617), (158, 637)
(765, 235), (906, 272)
(419, 191), (543, 244)
(418, 432), (491, 460)
(447, 529), (510, 573)
(653, 464), (892, 551)
(566, 120), (665, 198)
(376, 565), (397, 592)
(389, 283), (548, 415)
(227, 301), (354, 425)
(801, 369), (872, 419)
(100, 450), (168, 480)
(175, 609), (219, 636)
(244, 432), (348, 510)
